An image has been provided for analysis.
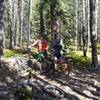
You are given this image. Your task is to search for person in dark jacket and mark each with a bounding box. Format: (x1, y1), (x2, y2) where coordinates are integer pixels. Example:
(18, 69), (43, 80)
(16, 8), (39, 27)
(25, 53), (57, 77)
(52, 19), (62, 59)
(52, 42), (62, 59)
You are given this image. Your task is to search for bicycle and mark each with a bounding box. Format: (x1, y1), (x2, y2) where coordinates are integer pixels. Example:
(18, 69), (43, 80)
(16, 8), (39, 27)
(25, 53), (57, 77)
(27, 48), (75, 76)
(50, 49), (76, 75)
(26, 48), (55, 75)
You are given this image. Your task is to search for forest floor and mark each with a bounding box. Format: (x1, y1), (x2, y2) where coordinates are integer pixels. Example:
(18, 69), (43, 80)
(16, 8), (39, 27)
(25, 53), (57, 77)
(0, 55), (100, 100)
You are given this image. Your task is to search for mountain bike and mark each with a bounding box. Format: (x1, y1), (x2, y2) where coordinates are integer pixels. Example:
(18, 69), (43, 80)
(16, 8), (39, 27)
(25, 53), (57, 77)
(50, 49), (76, 75)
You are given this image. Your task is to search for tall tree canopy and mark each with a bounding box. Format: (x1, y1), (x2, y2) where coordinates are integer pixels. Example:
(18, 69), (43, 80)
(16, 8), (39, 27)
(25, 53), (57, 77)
(2, 0), (100, 67)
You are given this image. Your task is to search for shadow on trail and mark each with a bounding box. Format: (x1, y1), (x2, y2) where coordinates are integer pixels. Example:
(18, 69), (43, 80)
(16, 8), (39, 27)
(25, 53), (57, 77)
(1, 61), (80, 100)
(44, 66), (100, 100)
(1, 60), (100, 100)
(0, 62), (18, 100)
(30, 75), (80, 100)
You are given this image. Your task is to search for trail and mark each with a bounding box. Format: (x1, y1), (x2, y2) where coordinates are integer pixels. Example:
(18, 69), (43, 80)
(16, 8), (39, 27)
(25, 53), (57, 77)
(0, 57), (100, 100)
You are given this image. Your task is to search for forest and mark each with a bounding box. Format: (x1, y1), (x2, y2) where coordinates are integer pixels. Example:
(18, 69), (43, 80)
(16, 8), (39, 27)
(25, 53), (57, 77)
(0, 0), (100, 100)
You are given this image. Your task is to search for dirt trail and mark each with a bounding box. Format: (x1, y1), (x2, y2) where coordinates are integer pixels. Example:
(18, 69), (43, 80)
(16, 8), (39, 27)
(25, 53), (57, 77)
(0, 57), (100, 100)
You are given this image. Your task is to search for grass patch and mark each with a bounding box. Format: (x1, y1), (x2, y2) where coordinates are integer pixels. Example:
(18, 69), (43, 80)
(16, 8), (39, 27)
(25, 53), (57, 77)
(68, 50), (91, 65)
(3, 48), (32, 58)
(3, 48), (38, 58)
(3, 49), (24, 58)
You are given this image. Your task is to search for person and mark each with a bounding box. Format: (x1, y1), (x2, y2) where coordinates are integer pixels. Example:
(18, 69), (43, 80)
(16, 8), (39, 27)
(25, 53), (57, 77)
(52, 42), (62, 60)
(54, 32), (61, 44)
(52, 20), (62, 60)
(29, 34), (48, 59)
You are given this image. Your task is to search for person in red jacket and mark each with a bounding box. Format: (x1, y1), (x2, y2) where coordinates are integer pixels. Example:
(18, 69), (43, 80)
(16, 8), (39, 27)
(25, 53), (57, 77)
(29, 34), (48, 58)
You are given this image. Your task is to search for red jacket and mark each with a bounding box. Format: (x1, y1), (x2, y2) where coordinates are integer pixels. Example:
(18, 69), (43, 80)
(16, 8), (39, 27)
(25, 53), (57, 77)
(38, 39), (48, 52)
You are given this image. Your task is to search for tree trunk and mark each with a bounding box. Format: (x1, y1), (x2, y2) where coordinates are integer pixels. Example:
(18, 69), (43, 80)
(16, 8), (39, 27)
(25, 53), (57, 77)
(15, 0), (20, 45)
(27, 0), (32, 50)
(95, 0), (98, 40)
(50, 0), (57, 44)
(14, 18), (17, 46)
(0, 0), (4, 65)
(87, 0), (90, 50)
(12, 0), (15, 47)
(89, 0), (98, 67)
(20, 0), (23, 47)
(75, 0), (78, 50)
(79, 10), (83, 49)
(40, 1), (45, 34)
(83, 0), (87, 57)
(18, 0), (23, 47)
(13, 0), (18, 46)
(8, 0), (13, 49)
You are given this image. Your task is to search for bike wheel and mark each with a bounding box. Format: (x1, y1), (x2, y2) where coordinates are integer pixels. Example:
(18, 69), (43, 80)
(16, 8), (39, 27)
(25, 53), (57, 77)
(41, 60), (55, 75)
(67, 57), (76, 67)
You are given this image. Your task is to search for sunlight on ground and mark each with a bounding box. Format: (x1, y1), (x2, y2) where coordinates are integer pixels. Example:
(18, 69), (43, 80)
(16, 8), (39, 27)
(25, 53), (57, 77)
(68, 50), (91, 64)
(2, 48), (100, 66)
(3, 49), (23, 58)
(3, 48), (38, 58)
(68, 50), (100, 64)
(1, 51), (100, 100)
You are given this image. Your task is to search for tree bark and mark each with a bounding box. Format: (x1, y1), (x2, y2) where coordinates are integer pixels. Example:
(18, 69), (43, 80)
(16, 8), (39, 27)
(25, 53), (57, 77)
(87, 0), (90, 50)
(20, 0), (23, 47)
(12, 0), (15, 47)
(83, 0), (87, 57)
(76, 0), (78, 50)
(90, 0), (98, 67)
(13, 0), (18, 46)
(50, 0), (57, 44)
(15, 0), (20, 45)
(18, 0), (23, 47)
(40, 1), (45, 34)
(8, 0), (13, 49)
(27, 0), (32, 49)
(0, 0), (4, 65)
(95, 0), (98, 40)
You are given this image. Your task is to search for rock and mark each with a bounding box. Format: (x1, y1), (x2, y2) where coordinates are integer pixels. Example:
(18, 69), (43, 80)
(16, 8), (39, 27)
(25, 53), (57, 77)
(87, 86), (96, 91)
(83, 90), (94, 97)
(0, 91), (8, 97)
(62, 86), (72, 92)
(5, 76), (14, 83)
(0, 85), (8, 97)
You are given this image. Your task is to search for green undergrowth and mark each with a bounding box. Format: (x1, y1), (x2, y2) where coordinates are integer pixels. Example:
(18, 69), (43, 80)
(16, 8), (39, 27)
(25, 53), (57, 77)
(68, 50), (91, 65)
(88, 46), (100, 57)
(3, 48), (38, 58)
(4, 49), (25, 58)
(3, 48), (100, 66)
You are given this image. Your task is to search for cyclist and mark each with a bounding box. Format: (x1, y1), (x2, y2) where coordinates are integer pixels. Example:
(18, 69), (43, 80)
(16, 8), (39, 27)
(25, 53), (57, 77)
(52, 42), (62, 60)
(29, 34), (48, 61)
